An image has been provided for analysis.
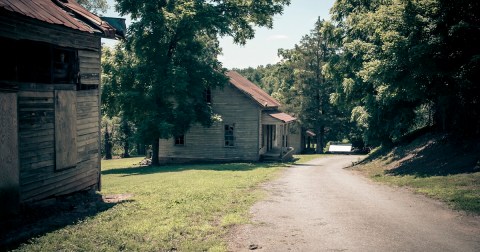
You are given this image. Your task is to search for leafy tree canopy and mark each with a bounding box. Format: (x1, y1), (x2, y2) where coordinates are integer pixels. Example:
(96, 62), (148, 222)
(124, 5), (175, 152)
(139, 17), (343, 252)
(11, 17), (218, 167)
(330, 0), (480, 145)
(103, 0), (290, 164)
(77, 0), (108, 14)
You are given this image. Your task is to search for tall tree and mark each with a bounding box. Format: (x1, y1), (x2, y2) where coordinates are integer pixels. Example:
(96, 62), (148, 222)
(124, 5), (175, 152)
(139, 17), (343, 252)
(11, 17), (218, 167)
(110, 0), (290, 165)
(331, 0), (480, 146)
(422, 0), (480, 134)
(277, 18), (345, 153)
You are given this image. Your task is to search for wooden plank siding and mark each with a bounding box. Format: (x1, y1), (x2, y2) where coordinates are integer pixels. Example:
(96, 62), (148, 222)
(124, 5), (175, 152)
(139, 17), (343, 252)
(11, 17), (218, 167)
(0, 92), (20, 214)
(287, 123), (303, 154)
(159, 84), (261, 162)
(18, 89), (100, 202)
(0, 1), (108, 210)
(4, 18), (103, 202)
(78, 50), (101, 86)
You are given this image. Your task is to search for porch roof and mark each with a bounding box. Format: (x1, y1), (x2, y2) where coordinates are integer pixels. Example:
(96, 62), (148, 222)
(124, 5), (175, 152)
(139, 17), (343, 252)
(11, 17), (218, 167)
(268, 112), (296, 123)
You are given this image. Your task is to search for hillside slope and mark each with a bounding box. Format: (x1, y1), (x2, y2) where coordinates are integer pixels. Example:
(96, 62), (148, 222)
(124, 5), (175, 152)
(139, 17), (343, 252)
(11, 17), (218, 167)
(353, 132), (480, 214)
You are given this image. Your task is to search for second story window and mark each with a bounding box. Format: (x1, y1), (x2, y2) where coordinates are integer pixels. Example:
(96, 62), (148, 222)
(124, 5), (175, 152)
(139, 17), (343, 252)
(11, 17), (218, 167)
(224, 124), (235, 147)
(204, 88), (212, 104)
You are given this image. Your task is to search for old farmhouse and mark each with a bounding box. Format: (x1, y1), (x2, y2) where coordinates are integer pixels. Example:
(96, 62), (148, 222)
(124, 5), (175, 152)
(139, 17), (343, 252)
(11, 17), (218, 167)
(0, 0), (122, 215)
(159, 71), (300, 163)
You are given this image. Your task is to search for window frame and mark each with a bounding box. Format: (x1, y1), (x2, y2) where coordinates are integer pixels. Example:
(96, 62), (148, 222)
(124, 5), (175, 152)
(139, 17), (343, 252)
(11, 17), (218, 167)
(204, 87), (212, 104)
(174, 134), (186, 146)
(224, 123), (235, 147)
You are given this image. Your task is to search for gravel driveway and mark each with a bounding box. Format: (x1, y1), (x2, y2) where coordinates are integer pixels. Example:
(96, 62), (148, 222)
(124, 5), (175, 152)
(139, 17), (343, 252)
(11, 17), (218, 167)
(228, 155), (480, 252)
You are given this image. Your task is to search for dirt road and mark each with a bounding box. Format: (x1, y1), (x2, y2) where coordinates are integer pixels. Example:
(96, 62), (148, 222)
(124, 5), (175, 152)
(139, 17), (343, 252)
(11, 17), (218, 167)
(229, 155), (480, 251)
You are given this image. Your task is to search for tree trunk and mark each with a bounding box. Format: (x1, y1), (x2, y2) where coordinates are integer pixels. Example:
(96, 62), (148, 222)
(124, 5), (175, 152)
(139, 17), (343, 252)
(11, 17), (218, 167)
(315, 126), (325, 154)
(123, 141), (130, 158)
(105, 129), (112, 160)
(151, 138), (160, 166)
(137, 143), (146, 156)
(120, 118), (131, 158)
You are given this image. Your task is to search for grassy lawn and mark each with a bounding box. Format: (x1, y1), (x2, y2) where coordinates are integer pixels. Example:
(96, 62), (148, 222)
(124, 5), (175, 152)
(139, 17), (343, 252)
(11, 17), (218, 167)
(13, 156), (321, 251)
(355, 156), (480, 214)
(293, 154), (328, 164)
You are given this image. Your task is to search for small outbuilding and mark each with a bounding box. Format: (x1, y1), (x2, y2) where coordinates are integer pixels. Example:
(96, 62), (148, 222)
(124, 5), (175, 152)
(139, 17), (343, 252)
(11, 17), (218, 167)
(0, 0), (122, 216)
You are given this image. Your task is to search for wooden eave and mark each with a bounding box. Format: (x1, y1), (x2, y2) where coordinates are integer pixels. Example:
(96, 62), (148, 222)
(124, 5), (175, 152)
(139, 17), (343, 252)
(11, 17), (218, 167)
(0, 0), (118, 39)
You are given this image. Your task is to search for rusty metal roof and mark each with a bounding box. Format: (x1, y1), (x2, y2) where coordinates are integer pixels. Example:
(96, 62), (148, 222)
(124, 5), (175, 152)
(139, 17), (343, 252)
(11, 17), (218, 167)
(268, 112), (296, 123)
(0, 0), (116, 38)
(227, 71), (281, 108)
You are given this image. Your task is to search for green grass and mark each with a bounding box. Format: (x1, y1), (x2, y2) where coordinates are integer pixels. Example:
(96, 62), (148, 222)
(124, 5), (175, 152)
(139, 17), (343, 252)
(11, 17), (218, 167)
(357, 159), (480, 214)
(14, 158), (287, 251)
(293, 154), (330, 164)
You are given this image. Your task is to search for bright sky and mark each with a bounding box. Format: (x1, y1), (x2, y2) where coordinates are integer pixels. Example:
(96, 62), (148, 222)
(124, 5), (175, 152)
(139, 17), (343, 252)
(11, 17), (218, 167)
(102, 0), (336, 69)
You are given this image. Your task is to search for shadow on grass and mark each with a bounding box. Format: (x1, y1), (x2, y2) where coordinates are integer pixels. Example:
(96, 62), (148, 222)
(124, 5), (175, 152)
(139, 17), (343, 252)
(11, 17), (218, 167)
(386, 137), (480, 177)
(102, 161), (287, 176)
(0, 191), (131, 251)
(361, 131), (480, 177)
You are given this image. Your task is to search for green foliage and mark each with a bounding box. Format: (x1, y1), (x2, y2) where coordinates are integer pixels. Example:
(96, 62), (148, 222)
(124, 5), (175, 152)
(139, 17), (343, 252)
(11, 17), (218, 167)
(77, 0), (108, 14)
(236, 0), (480, 149)
(103, 0), (290, 165)
(330, 0), (480, 145)
(275, 18), (353, 153)
(100, 115), (138, 158)
(235, 18), (359, 152)
(102, 47), (142, 158)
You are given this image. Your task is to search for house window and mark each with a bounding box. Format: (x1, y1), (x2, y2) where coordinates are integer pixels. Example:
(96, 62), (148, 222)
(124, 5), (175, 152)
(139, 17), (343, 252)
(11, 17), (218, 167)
(175, 135), (185, 146)
(204, 88), (212, 103)
(224, 124), (235, 147)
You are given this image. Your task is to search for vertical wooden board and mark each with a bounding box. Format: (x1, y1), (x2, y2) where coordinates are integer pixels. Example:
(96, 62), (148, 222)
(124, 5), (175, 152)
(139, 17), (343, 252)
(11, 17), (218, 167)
(0, 92), (20, 215)
(55, 90), (77, 170)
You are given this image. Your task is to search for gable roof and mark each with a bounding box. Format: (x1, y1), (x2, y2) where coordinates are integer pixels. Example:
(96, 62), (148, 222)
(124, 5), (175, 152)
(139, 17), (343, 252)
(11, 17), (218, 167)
(226, 71), (281, 108)
(0, 0), (118, 38)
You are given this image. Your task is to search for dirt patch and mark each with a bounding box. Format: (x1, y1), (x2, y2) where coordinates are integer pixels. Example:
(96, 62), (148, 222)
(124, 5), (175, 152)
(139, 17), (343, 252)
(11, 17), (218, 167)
(103, 193), (134, 203)
(0, 191), (133, 251)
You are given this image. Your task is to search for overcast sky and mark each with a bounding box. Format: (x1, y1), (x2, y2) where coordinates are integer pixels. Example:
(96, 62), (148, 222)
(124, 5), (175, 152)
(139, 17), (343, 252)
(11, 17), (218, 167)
(103, 0), (336, 69)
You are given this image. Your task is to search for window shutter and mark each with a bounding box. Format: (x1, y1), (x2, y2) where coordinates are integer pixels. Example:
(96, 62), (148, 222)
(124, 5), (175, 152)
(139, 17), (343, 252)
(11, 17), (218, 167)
(55, 90), (77, 170)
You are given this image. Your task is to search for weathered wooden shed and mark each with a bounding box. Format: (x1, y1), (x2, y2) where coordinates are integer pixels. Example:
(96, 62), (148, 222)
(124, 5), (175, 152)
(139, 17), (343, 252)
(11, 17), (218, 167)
(0, 0), (121, 215)
(159, 71), (299, 163)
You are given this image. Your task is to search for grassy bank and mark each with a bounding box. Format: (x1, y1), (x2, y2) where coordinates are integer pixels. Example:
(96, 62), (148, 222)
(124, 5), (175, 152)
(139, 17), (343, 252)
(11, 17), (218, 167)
(354, 134), (480, 214)
(12, 158), (290, 251)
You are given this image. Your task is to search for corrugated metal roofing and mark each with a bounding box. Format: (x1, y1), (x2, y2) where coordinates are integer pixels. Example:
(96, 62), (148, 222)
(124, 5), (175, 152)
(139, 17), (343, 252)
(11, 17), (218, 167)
(227, 71), (281, 108)
(0, 0), (116, 38)
(268, 112), (296, 123)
